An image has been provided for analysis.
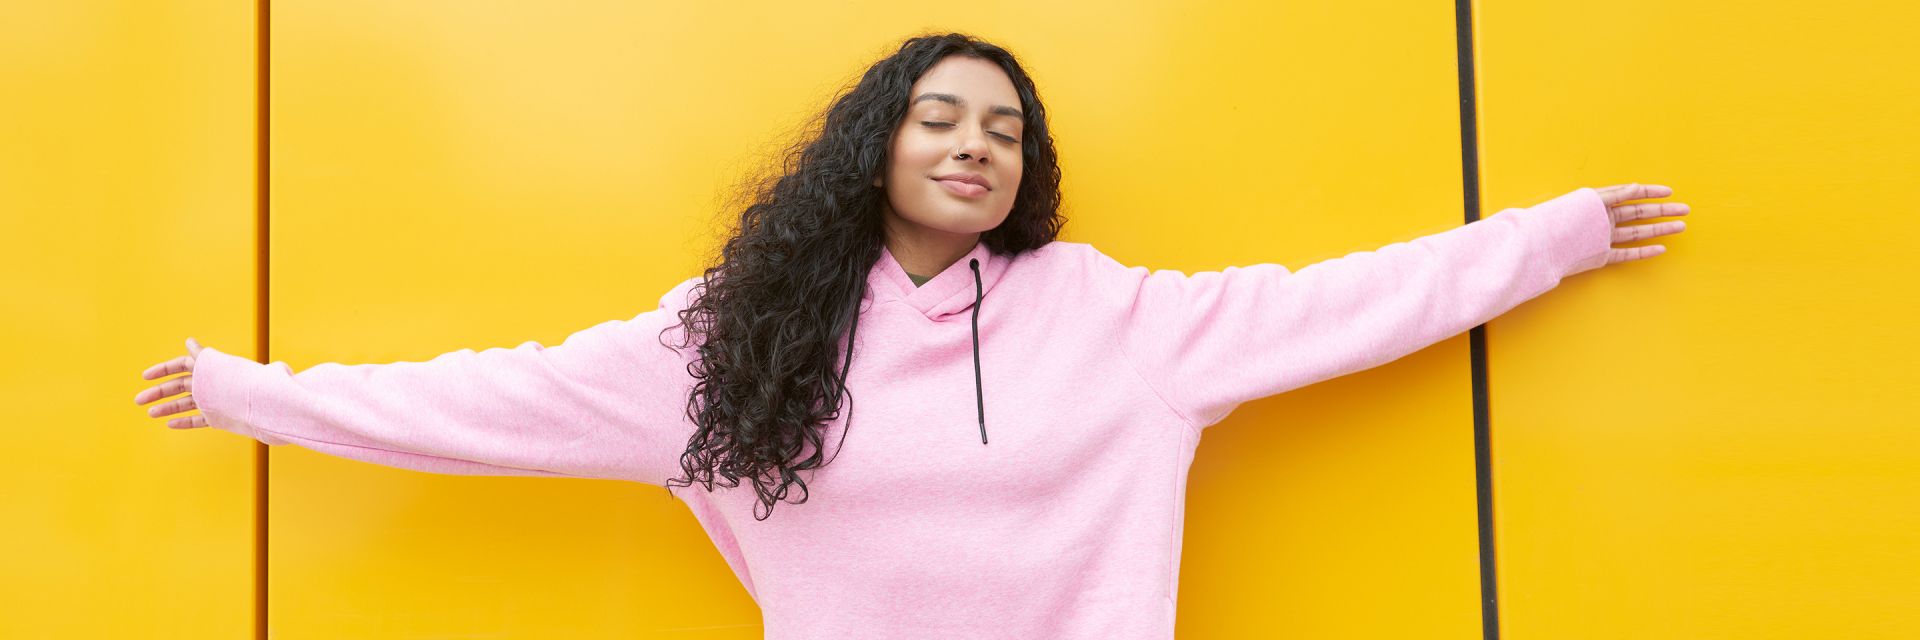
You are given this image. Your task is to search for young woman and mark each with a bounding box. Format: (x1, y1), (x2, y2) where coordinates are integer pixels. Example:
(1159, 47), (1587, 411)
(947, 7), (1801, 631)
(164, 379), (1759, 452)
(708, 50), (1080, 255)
(135, 32), (1688, 638)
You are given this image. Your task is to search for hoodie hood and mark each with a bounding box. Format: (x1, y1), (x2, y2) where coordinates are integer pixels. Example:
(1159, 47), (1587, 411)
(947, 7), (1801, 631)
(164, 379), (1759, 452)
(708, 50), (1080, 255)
(854, 239), (1010, 445)
(865, 239), (1010, 320)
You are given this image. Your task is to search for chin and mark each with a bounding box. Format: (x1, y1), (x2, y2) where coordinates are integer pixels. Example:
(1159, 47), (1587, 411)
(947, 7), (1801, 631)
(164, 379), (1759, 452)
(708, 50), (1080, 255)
(889, 196), (1012, 234)
(935, 211), (1011, 234)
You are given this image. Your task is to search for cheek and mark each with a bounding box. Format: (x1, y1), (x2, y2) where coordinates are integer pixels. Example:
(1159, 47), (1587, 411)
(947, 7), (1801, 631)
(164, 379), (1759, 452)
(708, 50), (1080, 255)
(889, 134), (944, 171)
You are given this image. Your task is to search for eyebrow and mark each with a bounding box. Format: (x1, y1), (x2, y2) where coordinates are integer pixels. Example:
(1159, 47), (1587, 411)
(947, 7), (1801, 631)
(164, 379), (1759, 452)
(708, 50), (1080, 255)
(910, 92), (1024, 119)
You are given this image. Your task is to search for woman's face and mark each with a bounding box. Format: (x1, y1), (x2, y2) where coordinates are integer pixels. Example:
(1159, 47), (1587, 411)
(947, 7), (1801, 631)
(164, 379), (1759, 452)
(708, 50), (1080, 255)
(876, 55), (1026, 238)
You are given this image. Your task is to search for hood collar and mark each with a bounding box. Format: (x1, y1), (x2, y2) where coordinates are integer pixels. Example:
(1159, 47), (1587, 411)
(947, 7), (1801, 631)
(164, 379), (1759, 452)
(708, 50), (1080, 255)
(866, 239), (1009, 320)
(840, 238), (1004, 445)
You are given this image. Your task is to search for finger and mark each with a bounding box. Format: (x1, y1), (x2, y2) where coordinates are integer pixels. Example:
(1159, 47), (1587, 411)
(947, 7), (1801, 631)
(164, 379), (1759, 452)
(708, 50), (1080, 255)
(141, 355), (190, 380)
(1596, 183), (1674, 206)
(133, 375), (192, 405)
(147, 397), (178, 418)
(1608, 245), (1667, 264)
(167, 415), (209, 430)
(1597, 183), (1673, 204)
(1612, 220), (1687, 243)
(1612, 202), (1689, 223)
(148, 395), (198, 419)
(186, 337), (201, 356)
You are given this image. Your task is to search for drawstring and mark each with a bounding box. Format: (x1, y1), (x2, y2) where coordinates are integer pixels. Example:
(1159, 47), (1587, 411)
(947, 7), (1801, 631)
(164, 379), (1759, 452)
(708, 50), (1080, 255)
(970, 258), (987, 445)
(835, 256), (989, 451)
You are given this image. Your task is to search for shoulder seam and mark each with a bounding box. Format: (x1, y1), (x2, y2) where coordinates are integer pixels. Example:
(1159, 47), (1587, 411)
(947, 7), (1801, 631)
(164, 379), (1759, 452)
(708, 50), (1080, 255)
(1082, 244), (1204, 440)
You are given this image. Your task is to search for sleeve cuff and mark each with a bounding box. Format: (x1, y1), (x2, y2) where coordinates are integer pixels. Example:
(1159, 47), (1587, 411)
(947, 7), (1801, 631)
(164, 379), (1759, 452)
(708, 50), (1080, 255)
(1526, 186), (1613, 278)
(192, 345), (267, 442)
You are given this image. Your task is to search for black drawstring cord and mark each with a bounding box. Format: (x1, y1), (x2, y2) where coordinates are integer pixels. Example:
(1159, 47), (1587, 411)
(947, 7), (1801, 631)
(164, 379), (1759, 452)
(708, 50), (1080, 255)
(970, 258), (987, 445)
(828, 257), (986, 456)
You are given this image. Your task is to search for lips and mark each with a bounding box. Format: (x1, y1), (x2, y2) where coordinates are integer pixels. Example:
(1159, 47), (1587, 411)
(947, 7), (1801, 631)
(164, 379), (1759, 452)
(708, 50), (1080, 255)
(933, 173), (990, 189)
(934, 177), (989, 198)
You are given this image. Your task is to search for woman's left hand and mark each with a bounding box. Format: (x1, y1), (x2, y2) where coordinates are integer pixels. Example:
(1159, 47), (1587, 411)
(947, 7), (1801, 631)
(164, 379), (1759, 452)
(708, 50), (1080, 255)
(1593, 183), (1689, 267)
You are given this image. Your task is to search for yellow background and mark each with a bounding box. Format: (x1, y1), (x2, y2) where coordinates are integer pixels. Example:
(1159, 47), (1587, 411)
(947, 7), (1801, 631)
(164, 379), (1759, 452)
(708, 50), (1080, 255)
(4, 0), (1913, 638)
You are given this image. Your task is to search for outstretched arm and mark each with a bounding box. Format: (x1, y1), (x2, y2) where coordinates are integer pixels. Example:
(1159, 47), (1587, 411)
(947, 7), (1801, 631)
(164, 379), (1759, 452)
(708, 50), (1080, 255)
(137, 277), (706, 485)
(1098, 184), (1688, 432)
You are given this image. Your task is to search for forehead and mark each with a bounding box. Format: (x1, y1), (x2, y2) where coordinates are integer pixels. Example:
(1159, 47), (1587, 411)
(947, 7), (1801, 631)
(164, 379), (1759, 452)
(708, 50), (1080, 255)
(909, 56), (1019, 108)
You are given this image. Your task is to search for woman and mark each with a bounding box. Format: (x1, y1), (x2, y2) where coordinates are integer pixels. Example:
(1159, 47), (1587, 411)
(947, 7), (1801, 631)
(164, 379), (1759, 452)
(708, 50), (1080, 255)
(135, 32), (1687, 638)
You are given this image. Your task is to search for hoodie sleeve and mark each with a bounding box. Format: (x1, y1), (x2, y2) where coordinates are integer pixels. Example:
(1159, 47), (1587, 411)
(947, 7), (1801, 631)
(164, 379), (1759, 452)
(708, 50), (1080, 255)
(1095, 187), (1613, 431)
(188, 276), (705, 485)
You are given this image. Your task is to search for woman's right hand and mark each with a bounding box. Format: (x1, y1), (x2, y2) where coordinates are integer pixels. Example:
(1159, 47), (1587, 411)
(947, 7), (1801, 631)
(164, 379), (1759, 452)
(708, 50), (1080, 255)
(134, 337), (209, 429)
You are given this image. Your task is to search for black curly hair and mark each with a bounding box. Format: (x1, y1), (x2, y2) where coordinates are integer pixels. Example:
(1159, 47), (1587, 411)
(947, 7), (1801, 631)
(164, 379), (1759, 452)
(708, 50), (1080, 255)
(654, 32), (1066, 521)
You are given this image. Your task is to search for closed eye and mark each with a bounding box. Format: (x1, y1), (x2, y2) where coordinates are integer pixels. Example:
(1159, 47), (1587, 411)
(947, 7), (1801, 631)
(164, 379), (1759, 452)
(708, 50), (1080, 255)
(922, 121), (1020, 143)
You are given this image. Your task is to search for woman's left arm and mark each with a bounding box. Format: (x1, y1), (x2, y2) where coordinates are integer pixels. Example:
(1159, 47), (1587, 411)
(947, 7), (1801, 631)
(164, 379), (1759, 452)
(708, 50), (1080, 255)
(1099, 183), (1689, 432)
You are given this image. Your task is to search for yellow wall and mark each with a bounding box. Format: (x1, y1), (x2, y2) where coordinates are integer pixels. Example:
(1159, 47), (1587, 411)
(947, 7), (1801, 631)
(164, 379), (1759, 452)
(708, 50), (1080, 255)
(1, 1), (260, 638)
(9, 0), (1914, 638)
(1476, 1), (1920, 637)
(267, 1), (756, 635)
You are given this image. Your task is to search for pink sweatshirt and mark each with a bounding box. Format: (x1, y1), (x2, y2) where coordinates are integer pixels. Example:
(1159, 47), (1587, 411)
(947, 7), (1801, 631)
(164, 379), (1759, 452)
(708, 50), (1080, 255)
(191, 187), (1612, 638)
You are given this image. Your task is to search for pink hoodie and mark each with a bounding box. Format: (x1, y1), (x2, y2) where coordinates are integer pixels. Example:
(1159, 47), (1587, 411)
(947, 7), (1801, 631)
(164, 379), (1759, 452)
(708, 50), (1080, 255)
(191, 187), (1612, 638)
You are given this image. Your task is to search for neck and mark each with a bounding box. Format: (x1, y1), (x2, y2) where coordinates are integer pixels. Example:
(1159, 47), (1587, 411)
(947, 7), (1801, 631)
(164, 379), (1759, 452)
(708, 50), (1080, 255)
(882, 211), (980, 277)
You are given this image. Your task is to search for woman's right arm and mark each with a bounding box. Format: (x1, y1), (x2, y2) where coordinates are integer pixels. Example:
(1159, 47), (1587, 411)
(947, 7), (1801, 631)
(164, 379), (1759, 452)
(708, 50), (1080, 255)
(145, 276), (705, 486)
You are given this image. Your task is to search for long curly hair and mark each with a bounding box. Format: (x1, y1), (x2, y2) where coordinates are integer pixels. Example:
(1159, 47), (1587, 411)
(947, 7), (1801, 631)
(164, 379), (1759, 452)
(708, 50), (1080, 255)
(656, 32), (1066, 521)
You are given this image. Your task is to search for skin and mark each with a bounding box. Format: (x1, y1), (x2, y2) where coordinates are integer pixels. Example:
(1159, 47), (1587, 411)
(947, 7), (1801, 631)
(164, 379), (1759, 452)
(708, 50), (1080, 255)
(874, 55), (1026, 279)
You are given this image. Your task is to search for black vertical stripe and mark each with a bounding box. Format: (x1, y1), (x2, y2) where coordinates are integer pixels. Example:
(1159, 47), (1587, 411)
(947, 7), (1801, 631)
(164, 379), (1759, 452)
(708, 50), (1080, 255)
(1454, 1), (1501, 639)
(254, 0), (270, 637)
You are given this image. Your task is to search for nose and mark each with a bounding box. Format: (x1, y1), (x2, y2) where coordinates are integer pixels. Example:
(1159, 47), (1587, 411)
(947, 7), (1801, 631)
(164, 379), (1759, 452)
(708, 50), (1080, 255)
(954, 126), (991, 164)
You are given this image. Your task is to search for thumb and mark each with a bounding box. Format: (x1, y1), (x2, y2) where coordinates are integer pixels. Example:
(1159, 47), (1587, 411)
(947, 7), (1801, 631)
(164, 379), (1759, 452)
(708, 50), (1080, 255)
(186, 336), (202, 356)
